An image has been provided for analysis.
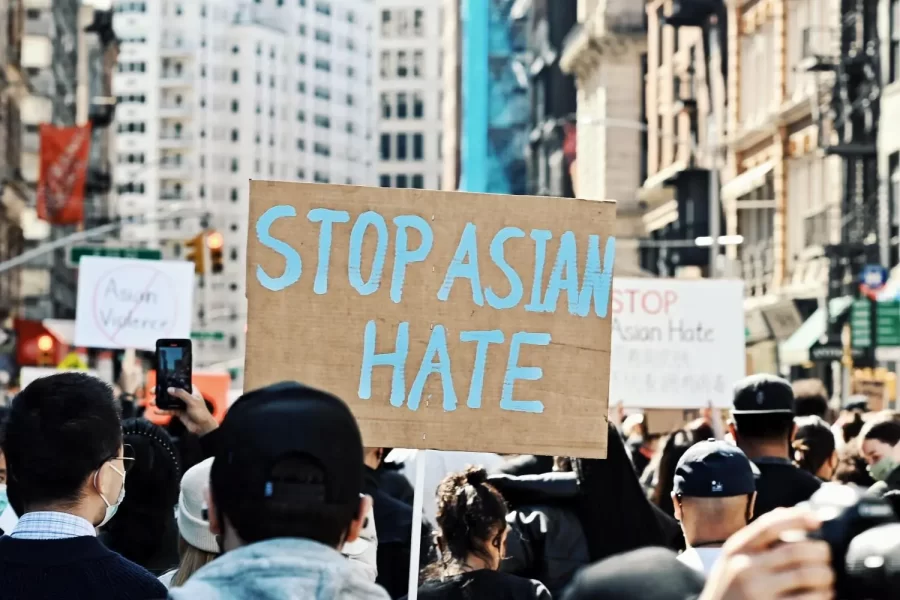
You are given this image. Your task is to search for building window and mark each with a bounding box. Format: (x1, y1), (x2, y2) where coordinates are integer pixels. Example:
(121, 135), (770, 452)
(413, 133), (424, 160)
(231, 159), (239, 172)
(396, 134), (408, 160)
(413, 50), (424, 78)
(231, 129), (239, 142)
(380, 174), (391, 187)
(315, 115), (331, 128)
(314, 143), (331, 157)
(380, 51), (391, 78)
(232, 45), (239, 54)
(315, 58), (331, 72)
(315, 2), (331, 16)
(413, 92), (424, 118)
(231, 70), (239, 83)
(397, 93), (408, 119)
(414, 9), (424, 36)
(347, 66), (355, 78)
(315, 29), (331, 43)
(297, 168), (306, 179)
(297, 110), (306, 122)
(380, 134), (391, 160)
(298, 53), (306, 64)
(299, 23), (306, 35)
(298, 81), (306, 93)
(314, 86), (330, 100)
(398, 10), (409, 36)
(297, 139), (306, 151)
(412, 174), (424, 189)
(346, 94), (354, 107)
(314, 171), (330, 183)
(381, 10), (392, 36)
(381, 93), (391, 119)
(397, 50), (408, 77)
(231, 188), (239, 202)
(346, 122), (355, 134)
(396, 174), (408, 188)
(892, 0), (900, 83)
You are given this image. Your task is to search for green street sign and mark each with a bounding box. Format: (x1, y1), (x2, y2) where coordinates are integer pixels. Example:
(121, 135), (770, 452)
(69, 246), (162, 266)
(876, 300), (900, 347)
(850, 299), (900, 348)
(851, 299), (872, 348)
(191, 331), (225, 341)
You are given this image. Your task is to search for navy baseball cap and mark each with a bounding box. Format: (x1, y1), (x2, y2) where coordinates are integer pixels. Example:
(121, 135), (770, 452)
(210, 381), (364, 515)
(732, 373), (795, 415)
(673, 439), (757, 498)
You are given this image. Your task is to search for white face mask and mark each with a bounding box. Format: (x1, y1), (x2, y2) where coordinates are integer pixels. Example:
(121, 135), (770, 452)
(95, 464), (126, 527)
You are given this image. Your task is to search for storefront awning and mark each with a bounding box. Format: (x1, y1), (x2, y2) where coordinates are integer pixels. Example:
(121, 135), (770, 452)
(721, 162), (774, 202)
(779, 296), (853, 366)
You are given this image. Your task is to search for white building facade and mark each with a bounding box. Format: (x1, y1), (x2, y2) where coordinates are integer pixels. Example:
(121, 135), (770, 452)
(376, 0), (443, 190)
(112, 0), (377, 383)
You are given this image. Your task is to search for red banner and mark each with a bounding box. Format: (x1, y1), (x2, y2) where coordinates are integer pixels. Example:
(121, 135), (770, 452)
(36, 123), (92, 225)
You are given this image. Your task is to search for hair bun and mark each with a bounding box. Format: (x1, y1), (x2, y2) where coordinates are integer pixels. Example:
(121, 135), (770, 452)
(464, 467), (487, 487)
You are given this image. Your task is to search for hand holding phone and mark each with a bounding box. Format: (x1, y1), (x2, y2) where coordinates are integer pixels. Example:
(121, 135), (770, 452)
(155, 339), (192, 410)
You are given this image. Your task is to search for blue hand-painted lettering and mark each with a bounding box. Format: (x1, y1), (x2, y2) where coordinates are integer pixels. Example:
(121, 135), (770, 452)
(408, 325), (457, 411)
(359, 320), (409, 407)
(307, 208), (350, 295)
(349, 211), (389, 295)
(460, 330), (504, 408)
(391, 215), (434, 303)
(438, 222), (484, 306)
(501, 332), (551, 413)
(525, 229), (552, 312)
(485, 227), (524, 310)
(255, 205), (302, 291)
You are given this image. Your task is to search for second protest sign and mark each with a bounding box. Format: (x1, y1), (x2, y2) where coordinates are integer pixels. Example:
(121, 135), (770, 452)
(245, 182), (617, 458)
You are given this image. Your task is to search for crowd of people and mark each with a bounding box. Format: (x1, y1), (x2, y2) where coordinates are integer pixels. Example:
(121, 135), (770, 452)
(0, 369), (897, 599)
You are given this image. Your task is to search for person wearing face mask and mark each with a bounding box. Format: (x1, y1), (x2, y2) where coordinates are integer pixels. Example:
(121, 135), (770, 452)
(409, 467), (550, 600)
(859, 417), (900, 497)
(0, 372), (167, 599)
(670, 440), (758, 576)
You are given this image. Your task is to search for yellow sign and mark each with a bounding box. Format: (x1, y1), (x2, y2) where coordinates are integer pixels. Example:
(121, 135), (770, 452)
(57, 352), (89, 371)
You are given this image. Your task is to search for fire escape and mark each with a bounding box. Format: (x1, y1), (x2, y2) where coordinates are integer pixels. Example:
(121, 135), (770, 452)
(802, 0), (881, 365)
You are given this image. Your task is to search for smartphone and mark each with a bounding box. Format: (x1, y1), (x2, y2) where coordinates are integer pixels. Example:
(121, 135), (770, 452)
(155, 338), (192, 410)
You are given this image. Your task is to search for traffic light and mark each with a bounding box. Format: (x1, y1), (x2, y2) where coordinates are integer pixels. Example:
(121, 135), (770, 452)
(36, 334), (54, 366)
(207, 231), (224, 274)
(185, 232), (206, 274)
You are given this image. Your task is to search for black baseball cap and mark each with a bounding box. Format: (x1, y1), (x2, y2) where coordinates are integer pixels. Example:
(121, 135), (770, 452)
(210, 381), (364, 515)
(732, 373), (795, 415)
(672, 439), (757, 498)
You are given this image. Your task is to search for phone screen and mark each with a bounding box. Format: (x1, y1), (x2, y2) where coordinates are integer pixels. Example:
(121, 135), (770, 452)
(156, 339), (192, 409)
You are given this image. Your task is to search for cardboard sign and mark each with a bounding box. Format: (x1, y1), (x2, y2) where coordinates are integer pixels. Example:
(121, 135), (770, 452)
(245, 182), (616, 458)
(609, 278), (745, 409)
(74, 257), (194, 351)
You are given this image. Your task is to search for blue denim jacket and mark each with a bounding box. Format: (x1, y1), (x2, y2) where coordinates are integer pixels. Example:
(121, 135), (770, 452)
(169, 538), (390, 600)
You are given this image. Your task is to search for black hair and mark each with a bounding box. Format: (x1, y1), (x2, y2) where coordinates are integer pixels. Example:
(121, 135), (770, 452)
(792, 416), (835, 478)
(841, 413), (865, 443)
(732, 412), (795, 443)
(430, 466), (507, 573)
(792, 379), (829, 418)
(686, 420), (714, 444)
(572, 423), (668, 562)
(102, 419), (181, 567)
(651, 430), (695, 518)
(860, 418), (900, 447)
(212, 454), (359, 548)
(3, 373), (122, 512)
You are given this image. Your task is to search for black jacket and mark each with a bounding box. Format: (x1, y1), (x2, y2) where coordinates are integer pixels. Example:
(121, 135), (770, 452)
(365, 467), (434, 599)
(407, 570), (551, 600)
(492, 455), (554, 478)
(751, 457), (822, 519)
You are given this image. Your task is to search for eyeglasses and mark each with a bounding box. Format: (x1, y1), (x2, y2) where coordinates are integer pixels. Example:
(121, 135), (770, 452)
(110, 444), (136, 475)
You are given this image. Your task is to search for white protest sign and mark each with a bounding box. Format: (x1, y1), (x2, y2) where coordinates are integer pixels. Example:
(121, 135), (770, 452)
(75, 257), (194, 351)
(609, 278), (745, 409)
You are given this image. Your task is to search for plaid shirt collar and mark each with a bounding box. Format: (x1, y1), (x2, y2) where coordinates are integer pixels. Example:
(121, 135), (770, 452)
(10, 511), (97, 540)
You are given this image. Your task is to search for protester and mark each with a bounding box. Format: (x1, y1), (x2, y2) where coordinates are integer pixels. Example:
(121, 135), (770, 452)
(697, 507), (833, 600)
(169, 381), (388, 599)
(0, 373), (167, 599)
(100, 418), (181, 575)
(562, 546), (705, 600)
(859, 417), (900, 496)
(376, 450), (415, 505)
(410, 467), (550, 600)
(791, 379), (830, 419)
(671, 439), (757, 576)
(492, 423), (675, 595)
(649, 429), (695, 519)
(833, 440), (876, 487)
(622, 413), (656, 476)
(159, 458), (219, 588)
(729, 374), (821, 518)
(791, 415), (837, 481)
(363, 447), (433, 599)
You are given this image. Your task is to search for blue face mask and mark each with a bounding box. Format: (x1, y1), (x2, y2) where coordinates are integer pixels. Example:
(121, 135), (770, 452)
(0, 484), (8, 515)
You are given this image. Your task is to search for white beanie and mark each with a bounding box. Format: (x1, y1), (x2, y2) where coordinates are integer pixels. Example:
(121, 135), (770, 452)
(176, 457), (218, 553)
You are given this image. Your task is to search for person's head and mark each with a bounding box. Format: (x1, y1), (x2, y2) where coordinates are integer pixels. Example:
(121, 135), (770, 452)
(622, 413), (647, 442)
(791, 379), (830, 419)
(859, 418), (900, 482)
(650, 429), (695, 518)
(363, 447), (385, 470)
(841, 412), (866, 444)
(792, 416), (838, 481)
(2, 373), (129, 526)
(685, 418), (714, 444)
(171, 457), (218, 587)
(833, 440), (876, 488)
(103, 419), (181, 564)
(729, 374), (796, 457)
(208, 382), (369, 553)
(433, 466), (508, 573)
(671, 439), (757, 547)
